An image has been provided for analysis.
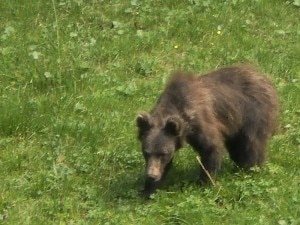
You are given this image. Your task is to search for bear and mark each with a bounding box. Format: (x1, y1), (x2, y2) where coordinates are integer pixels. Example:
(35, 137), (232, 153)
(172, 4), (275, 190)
(136, 65), (279, 198)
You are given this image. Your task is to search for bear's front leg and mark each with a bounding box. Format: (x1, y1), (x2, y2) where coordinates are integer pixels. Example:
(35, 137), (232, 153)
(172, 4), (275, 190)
(142, 160), (173, 198)
(142, 178), (160, 198)
(197, 146), (221, 183)
(187, 128), (222, 184)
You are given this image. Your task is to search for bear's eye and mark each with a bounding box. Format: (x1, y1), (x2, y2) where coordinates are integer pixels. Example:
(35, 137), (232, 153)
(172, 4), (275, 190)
(143, 151), (150, 158)
(156, 153), (166, 158)
(156, 153), (169, 161)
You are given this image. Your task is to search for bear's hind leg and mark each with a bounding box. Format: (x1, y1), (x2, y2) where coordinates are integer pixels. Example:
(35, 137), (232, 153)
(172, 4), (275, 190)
(226, 133), (267, 169)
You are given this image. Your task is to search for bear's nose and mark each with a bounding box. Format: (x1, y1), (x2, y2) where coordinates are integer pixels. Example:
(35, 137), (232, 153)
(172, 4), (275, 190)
(146, 173), (159, 181)
(146, 157), (162, 181)
(146, 166), (161, 181)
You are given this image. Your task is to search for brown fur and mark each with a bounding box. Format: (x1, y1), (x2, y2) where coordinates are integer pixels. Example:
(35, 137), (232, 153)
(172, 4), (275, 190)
(136, 65), (279, 197)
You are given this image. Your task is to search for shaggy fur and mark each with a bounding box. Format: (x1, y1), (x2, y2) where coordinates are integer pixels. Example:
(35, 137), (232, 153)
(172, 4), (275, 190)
(136, 65), (279, 197)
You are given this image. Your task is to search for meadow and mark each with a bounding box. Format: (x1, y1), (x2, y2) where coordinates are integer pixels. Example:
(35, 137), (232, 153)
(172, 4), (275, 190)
(0, 0), (299, 224)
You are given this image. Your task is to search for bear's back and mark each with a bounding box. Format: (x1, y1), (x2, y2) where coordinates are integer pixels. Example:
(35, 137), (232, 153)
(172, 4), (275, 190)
(153, 66), (279, 136)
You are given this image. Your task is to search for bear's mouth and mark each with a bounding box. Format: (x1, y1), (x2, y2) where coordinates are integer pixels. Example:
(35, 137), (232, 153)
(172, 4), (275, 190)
(146, 169), (162, 182)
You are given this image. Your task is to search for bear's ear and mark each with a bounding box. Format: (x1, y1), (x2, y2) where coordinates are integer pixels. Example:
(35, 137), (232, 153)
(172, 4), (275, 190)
(136, 112), (152, 138)
(165, 116), (182, 136)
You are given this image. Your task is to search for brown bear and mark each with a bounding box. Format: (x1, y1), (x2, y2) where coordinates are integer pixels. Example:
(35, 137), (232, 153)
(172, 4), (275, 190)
(136, 65), (279, 197)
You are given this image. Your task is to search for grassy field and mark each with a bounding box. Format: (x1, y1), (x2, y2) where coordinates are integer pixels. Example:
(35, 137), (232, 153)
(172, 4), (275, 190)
(0, 0), (300, 224)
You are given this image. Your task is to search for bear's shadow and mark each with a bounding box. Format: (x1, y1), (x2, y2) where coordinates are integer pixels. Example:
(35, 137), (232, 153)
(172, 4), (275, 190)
(108, 158), (234, 200)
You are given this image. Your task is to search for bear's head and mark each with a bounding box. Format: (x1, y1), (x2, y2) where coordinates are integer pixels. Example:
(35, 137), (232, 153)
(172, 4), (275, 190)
(136, 112), (184, 186)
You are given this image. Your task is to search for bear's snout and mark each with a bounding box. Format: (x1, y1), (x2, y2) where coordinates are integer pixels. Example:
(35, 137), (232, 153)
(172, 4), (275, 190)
(146, 169), (161, 181)
(146, 158), (162, 181)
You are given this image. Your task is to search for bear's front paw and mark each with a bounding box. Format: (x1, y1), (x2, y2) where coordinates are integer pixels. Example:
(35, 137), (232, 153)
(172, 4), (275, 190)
(197, 171), (217, 186)
(140, 188), (155, 199)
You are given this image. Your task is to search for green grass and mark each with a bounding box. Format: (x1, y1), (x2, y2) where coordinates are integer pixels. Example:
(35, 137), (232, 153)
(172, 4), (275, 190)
(1, 0), (300, 224)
